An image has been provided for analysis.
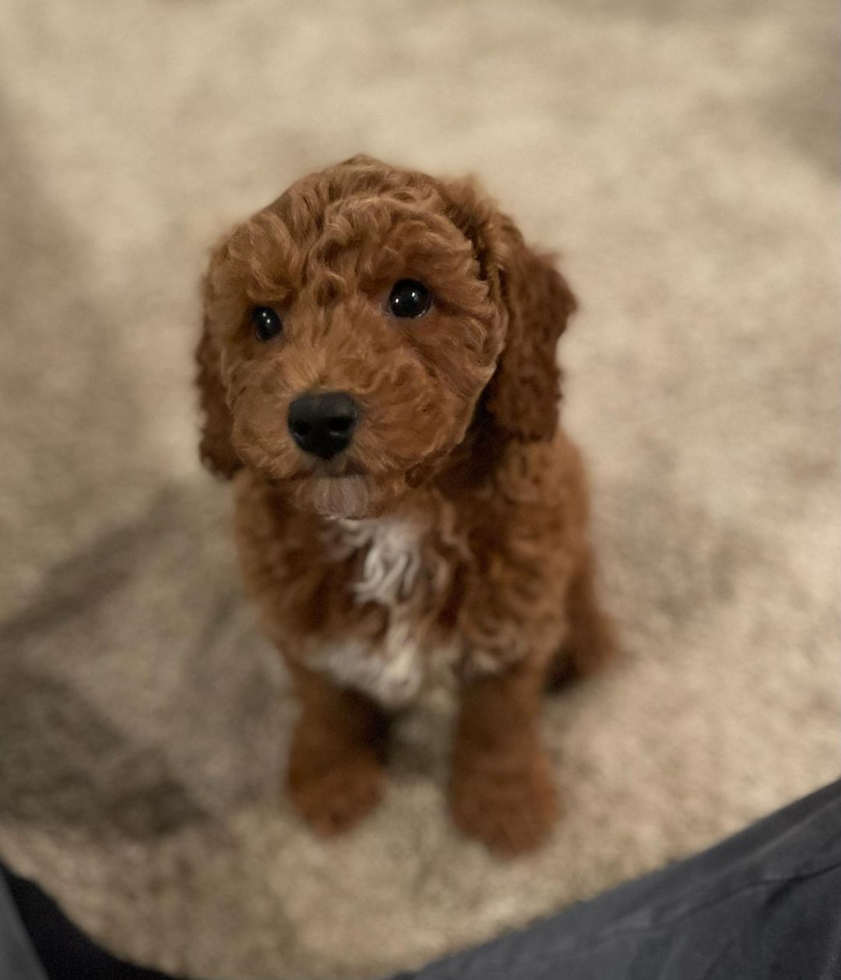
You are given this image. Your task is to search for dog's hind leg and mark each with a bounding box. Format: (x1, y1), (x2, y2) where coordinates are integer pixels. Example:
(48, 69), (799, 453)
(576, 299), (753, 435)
(548, 546), (615, 691)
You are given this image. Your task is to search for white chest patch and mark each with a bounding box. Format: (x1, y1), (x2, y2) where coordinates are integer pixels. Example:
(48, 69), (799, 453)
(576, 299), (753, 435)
(339, 517), (423, 608)
(311, 517), (458, 708)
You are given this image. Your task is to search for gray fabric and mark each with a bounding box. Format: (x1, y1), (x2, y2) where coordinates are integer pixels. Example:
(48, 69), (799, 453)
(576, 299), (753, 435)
(0, 874), (48, 980)
(3, 782), (840, 979)
(403, 780), (841, 979)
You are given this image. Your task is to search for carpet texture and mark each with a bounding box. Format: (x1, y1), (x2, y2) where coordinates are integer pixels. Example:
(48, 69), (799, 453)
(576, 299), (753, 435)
(0, 1), (838, 978)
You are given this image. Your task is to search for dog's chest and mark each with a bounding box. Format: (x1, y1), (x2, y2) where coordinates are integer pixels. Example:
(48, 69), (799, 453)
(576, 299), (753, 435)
(313, 516), (458, 708)
(340, 517), (425, 609)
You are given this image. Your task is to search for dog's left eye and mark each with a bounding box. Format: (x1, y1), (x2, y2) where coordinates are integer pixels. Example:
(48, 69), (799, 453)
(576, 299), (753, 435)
(387, 279), (431, 319)
(251, 306), (283, 342)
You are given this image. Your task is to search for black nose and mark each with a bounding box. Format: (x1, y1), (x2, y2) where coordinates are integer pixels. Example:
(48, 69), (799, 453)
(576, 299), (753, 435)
(287, 391), (359, 459)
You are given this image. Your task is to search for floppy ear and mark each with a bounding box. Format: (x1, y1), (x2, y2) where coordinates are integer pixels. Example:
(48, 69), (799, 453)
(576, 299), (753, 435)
(439, 177), (506, 303)
(488, 217), (577, 441)
(195, 307), (241, 480)
(441, 178), (576, 442)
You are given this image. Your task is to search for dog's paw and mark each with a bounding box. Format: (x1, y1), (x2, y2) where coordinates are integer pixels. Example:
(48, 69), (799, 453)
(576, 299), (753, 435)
(450, 753), (559, 856)
(287, 754), (384, 836)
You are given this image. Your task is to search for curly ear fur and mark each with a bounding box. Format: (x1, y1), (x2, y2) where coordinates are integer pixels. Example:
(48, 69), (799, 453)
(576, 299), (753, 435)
(442, 179), (577, 442)
(488, 217), (576, 441)
(196, 310), (241, 479)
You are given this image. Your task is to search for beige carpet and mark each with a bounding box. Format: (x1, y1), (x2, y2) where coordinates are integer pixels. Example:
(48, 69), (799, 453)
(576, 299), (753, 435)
(0, 0), (838, 977)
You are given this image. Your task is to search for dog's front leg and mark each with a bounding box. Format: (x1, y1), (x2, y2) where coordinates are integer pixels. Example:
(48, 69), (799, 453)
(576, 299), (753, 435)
(285, 660), (389, 835)
(450, 660), (558, 856)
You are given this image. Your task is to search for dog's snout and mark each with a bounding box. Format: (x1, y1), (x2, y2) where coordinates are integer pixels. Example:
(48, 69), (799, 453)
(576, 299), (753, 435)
(288, 391), (359, 460)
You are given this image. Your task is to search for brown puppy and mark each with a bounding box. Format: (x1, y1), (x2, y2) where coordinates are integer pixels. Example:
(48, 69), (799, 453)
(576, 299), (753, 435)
(196, 155), (613, 855)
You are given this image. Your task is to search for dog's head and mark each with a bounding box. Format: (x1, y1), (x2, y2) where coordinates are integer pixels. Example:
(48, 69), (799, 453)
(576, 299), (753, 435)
(197, 156), (575, 518)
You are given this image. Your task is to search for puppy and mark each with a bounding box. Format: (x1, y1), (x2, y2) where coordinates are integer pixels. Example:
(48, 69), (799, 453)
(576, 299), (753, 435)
(196, 155), (613, 855)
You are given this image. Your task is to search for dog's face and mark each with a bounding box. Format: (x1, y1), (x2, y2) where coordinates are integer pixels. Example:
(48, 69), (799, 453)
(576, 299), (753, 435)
(197, 157), (575, 518)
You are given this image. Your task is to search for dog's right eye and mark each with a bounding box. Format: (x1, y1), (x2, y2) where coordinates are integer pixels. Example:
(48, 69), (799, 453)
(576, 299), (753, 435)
(251, 306), (283, 342)
(388, 279), (431, 319)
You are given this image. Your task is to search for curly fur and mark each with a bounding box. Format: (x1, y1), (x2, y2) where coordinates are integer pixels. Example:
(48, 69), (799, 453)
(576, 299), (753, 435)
(196, 155), (613, 855)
